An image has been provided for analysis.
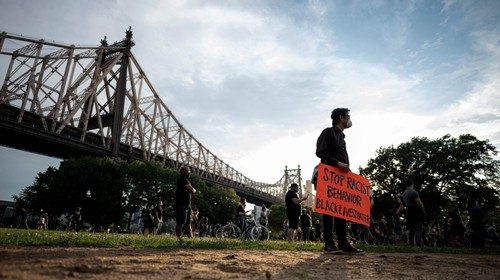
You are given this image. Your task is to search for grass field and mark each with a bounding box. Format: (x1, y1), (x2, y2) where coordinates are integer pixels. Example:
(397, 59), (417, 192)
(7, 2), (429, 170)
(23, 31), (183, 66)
(0, 228), (498, 255)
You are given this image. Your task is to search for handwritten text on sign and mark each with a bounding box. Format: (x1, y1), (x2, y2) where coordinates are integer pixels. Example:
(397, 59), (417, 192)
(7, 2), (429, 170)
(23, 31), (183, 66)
(313, 163), (371, 227)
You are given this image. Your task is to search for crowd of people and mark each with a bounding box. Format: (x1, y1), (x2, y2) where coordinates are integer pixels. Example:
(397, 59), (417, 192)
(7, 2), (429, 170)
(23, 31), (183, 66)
(10, 107), (498, 252)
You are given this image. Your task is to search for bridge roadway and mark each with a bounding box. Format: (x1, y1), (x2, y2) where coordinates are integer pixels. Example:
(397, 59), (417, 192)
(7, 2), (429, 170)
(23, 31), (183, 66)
(0, 104), (282, 206)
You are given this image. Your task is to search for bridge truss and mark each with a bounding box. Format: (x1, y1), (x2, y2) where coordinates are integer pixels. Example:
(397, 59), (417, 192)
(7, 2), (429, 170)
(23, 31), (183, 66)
(0, 30), (303, 205)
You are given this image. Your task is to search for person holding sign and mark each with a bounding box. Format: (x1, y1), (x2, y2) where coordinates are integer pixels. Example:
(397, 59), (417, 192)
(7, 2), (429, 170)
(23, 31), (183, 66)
(315, 108), (364, 254)
(285, 183), (309, 242)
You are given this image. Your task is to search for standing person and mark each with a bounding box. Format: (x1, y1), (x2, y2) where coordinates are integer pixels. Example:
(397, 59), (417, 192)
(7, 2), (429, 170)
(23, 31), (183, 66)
(142, 203), (156, 235)
(285, 183), (309, 242)
(299, 210), (312, 242)
(154, 200), (164, 235)
(392, 197), (405, 245)
(282, 218), (289, 239)
(236, 197), (247, 230)
(174, 166), (197, 238)
(314, 220), (322, 242)
(403, 181), (426, 246)
(259, 205), (269, 228)
(37, 209), (48, 230)
(69, 207), (83, 231)
(468, 201), (485, 248)
(16, 207), (29, 229)
(316, 107), (364, 254)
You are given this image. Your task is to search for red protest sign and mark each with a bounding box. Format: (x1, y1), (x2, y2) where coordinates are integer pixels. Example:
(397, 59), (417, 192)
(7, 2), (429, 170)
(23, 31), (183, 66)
(313, 163), (371, 227)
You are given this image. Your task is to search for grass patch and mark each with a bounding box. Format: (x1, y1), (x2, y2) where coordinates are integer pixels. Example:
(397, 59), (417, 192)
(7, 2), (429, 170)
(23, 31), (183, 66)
(0, 228), (498, 255)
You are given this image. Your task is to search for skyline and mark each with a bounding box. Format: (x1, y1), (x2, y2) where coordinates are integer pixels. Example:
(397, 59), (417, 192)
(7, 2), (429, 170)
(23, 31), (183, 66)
(1, 0), (499, 201)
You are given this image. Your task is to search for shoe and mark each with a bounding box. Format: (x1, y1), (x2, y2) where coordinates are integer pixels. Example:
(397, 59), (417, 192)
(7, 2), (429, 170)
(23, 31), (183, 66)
(323, 246), (342, 255)
(341, 246), (365, 255)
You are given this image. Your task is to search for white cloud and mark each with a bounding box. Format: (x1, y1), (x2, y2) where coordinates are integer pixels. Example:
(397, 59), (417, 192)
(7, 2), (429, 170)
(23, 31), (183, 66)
(0, 0), (499, 195)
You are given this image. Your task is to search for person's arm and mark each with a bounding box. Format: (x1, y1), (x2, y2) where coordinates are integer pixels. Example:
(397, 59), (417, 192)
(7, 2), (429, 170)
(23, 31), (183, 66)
(415, 197), (425, 214)
(291, 193), (309, 204)
(184, 182), (196, 193)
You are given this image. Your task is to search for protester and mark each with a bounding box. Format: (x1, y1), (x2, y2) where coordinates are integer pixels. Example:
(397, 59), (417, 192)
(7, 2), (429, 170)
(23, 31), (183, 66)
(174, 166), (197, 238)
(37, 209), (48, 230)
(16, 207), (29, 229)
(69, 206), (83, 232)
(154, 200), (163, 235)
(285, 183), (308, 242)
(468, 201), (485, 248)
(142, 203), (156, 235)
(282, 218), (289, 239)
(236, 197), (247, 230)
(486, 224), (499, 246)
(449, 208), (465, 247)
(314, 220), (322, 242)
(403, 180), (425, 246)
(259, 204), (269, 227)
(315, 107), (363, 254)
(199, 216), (209, 237)
(299, 209), (312, 242)
(392, 197), (405, 245)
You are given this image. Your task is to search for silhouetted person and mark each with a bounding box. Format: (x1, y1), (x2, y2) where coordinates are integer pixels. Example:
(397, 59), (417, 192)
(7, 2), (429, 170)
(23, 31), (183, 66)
(154, 200), (164, 235)
(69, 207), (82, 231)
(468, 201), (485, 248)
(449, 208), (465, 247)
(174, 166), (196, 238)
(403, 181), (425, 246)
(316, 108), (363, 254)
(314, 220), (322, 242)
(236, 197), (247, 230)
(16, 207), (29, 229)
(142, 203), (156, 235)
(285, 183), (308, 242)
(299, 210), (312, 241)
(259, 204), (269, 227)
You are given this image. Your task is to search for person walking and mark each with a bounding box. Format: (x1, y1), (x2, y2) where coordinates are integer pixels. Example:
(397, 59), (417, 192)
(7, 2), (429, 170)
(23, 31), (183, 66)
(403, 180), (425, 246)
(316, 107), (364, 254)
(285, 183), (308, 242)
(174, 166), (197, 238)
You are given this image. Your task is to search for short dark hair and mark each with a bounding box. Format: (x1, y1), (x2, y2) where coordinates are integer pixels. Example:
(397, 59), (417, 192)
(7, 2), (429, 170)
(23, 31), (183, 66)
(331, 108), (350, 125)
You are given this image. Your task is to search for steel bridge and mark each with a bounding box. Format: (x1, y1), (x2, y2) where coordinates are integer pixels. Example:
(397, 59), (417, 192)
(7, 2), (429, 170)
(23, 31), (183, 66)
(0, 29), (303, 206)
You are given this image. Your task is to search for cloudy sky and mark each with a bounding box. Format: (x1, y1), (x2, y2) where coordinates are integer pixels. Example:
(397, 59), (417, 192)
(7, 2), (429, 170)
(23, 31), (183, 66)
(1, 0), (499, 201)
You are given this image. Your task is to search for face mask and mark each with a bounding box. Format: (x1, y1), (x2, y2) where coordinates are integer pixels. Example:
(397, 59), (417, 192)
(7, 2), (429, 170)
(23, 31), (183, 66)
(346, 119), (352, 128)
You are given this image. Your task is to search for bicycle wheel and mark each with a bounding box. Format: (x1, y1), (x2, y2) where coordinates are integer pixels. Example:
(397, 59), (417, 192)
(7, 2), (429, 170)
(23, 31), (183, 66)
(250, 225), (270, 241)
(215, 226), (224, 238)
(221, 224), (241, 239)
(362, 230), (376, 245)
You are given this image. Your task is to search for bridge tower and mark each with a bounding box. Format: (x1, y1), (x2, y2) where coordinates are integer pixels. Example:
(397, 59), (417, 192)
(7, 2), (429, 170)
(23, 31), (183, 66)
(281, 165), (303, 198)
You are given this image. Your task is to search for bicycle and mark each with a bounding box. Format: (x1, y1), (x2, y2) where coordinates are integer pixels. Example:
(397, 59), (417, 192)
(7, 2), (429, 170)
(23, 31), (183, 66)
(218, 215), (270, 241)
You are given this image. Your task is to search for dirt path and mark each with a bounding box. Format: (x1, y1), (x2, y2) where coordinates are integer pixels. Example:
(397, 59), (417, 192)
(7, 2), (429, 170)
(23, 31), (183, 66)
(0, 246), (498, 279)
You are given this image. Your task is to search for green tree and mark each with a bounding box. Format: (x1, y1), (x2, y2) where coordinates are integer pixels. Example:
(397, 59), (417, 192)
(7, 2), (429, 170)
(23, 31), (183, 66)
(268, 204), (286, 238)
(124, 161), (177, 230)
(360, 134), (500, 225)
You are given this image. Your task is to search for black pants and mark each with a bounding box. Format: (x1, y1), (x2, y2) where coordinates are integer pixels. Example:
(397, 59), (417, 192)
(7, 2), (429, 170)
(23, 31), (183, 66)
(322, 214), (350, 249)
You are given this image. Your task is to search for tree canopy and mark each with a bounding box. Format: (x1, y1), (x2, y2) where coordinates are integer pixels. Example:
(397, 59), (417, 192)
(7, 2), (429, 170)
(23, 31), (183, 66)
(360, 134), (500, 225)
(13, 157), (239, 230)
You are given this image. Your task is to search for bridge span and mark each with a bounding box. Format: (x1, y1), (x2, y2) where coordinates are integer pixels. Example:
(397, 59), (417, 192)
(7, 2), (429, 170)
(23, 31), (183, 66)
(0, 29), (303, 206)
